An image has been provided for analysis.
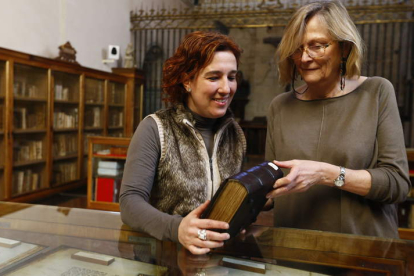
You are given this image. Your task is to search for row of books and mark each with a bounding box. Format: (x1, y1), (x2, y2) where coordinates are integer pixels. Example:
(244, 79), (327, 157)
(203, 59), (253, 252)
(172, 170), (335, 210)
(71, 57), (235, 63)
(109, 83), (124, 104)
(53, 134), (78, 157)
(84, 107), (102, 128)
(108, 110), (123, 127)
(53, 161), (77, 185)
(97, 160), (123, 176)
(85, 82), (104, 103)
(54, 84), (77, 101)
(94, 160), (124, 203)
(13, 169), (41, 195)
(13, 140), (43, 162)
(13, 81), (44, 98)
(13, 106), (45, 130)
(53, 109), (79, 129)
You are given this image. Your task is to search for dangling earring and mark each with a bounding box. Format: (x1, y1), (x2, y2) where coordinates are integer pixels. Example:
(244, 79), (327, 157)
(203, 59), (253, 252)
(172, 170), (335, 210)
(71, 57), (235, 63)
(339, 42), (350, 91)
(340, 57), (346, 91)
(292, 64), (308, 95)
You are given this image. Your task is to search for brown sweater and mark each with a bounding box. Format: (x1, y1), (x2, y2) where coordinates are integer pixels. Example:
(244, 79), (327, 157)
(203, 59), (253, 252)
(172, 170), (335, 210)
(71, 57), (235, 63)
(265, 77), (411, 238)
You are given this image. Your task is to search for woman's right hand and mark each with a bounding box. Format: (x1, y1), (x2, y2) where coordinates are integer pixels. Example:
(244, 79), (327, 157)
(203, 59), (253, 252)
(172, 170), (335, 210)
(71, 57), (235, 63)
(178, 200), (231, 255)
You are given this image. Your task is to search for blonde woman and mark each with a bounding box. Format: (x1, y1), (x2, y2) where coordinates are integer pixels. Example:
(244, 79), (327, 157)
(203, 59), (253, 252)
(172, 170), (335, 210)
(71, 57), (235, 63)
(266, 0), (410, 238)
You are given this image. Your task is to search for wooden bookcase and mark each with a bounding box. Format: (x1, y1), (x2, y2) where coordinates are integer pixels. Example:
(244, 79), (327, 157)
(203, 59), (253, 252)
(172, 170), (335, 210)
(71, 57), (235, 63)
(0, 47), (143, 203)
(87, 136), (131, 211)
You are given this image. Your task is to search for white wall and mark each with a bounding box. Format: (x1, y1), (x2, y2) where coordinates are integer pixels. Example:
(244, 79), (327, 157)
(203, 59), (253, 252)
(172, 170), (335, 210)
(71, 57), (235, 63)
(0, 0), (191, 72)
(0, 0), (139, 72)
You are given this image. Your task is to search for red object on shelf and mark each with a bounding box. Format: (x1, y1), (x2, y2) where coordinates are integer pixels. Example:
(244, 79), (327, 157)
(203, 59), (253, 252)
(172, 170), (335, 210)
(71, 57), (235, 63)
(95, 177), (115, 202)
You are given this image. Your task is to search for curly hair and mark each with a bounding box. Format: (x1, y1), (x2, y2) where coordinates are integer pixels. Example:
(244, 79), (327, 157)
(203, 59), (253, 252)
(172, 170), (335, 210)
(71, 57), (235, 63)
(162, 31), (242, 105)
(276, 0), (365, 86)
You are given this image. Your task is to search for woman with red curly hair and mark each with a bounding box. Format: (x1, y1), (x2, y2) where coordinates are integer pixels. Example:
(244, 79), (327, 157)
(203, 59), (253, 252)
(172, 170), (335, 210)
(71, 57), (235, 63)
(120, 31), (246, 254)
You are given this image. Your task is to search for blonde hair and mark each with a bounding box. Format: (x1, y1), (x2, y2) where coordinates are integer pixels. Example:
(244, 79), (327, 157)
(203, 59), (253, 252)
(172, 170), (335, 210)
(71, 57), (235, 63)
(276, 0), (365, 86)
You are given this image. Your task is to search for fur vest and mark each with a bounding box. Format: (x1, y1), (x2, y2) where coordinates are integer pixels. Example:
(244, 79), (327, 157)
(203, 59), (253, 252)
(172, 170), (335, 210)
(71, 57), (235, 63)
(148, 104), (246, 216)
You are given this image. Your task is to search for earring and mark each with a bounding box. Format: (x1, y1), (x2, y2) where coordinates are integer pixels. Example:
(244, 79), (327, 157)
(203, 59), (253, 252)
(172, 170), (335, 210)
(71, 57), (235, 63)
(339, 42), (348, 91)
(292, 64), (307, 95)
(340, 57), (346, 91)
(187, 87), (192, 93)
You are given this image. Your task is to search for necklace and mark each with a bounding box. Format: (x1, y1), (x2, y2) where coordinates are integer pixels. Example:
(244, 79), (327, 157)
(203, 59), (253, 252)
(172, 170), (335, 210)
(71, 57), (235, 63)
(294, 86), (308, 95)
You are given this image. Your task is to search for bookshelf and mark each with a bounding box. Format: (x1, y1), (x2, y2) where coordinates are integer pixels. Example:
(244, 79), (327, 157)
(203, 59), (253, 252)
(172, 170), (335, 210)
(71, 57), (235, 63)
(0, 47), (144, 202)
(87, 136), (131, 211)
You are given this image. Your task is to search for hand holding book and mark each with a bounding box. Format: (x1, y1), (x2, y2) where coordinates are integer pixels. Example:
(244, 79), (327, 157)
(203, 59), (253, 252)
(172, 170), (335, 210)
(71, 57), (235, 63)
(178, 200), (231, 255)
(201, 161), (284, 238)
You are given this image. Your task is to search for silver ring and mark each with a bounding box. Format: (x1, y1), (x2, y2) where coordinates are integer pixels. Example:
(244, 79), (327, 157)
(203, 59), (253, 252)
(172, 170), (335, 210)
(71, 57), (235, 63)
(197, 229), (207, 241)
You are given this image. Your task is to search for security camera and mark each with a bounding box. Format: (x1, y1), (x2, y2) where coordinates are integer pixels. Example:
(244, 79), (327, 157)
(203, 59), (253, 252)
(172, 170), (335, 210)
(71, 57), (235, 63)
(108, 45), (120, 60)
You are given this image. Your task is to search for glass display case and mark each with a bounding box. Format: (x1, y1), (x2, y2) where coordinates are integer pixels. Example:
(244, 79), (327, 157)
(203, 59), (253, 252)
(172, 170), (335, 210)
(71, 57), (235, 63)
(0, 201), (413, 275)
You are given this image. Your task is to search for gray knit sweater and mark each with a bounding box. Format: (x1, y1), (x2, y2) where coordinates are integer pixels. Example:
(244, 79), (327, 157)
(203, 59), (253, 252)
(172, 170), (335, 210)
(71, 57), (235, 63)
(265, 77), (411, 238)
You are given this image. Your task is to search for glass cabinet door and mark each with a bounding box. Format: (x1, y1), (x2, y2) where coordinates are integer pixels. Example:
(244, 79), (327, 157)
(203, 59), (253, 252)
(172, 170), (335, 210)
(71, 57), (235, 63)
(12, 64), (48, 197)
(52, 71), (80, 187)
(0, 61), (5, 200)
(107, 81), (126, 137)
(82, 77), (105, 178)
(84, 77), (104, 133)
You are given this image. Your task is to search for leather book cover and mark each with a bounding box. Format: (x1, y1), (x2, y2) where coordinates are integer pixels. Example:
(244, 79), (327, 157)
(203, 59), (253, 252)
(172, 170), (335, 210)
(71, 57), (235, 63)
(201, 161), (283, 238)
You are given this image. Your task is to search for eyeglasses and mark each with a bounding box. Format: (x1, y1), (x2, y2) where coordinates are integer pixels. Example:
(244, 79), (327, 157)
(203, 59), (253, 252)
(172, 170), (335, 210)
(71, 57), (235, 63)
(291, 43), (332, 60)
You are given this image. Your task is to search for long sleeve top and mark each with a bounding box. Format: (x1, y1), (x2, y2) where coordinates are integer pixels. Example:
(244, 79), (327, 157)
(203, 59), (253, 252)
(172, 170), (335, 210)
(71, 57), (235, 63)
(265, 77), (411, 238)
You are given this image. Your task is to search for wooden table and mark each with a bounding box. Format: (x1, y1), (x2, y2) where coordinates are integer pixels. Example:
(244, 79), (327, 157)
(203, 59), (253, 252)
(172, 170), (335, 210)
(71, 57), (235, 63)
(0, 201), (413, 275)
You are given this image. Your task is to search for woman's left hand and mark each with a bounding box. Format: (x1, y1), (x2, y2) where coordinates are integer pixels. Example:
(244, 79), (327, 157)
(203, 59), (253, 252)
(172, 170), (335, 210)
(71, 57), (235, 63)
(266, 159), (328, 197)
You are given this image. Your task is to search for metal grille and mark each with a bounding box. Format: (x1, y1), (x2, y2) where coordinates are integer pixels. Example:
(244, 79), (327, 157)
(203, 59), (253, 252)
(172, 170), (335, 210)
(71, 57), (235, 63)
(358, 22), (414, 145)
(135, 29), (200, 115)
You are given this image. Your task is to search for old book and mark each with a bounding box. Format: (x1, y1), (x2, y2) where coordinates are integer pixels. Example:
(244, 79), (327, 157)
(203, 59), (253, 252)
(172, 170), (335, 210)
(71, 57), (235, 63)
(71, 251), (114, 266)
(95, 177), (115, 202)
(98, 160), (123, 169)
(201, 161), (283, 238)
(0, 237), (21, 248)
(97, 167), (123, 176)
(221, 257), (266, 274)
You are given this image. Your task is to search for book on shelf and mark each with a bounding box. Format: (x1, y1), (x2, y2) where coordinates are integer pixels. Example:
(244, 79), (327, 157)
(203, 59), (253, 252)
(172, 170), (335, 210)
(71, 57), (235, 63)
(97, 160), (124, 176)
(14, 107), (27, 129)
(97, 167), (123, 176)
(98, 160), (123, 169)
(95, 177), (122, 202)
(14, 170), (41, 194)
(201, 161), (284, 238)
